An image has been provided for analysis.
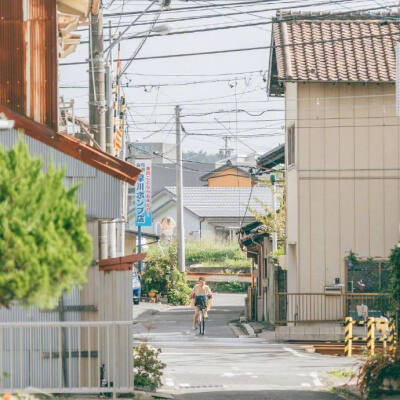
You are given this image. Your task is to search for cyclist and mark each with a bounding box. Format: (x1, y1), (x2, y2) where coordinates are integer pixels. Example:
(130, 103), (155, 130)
(190, 277), (213, 330)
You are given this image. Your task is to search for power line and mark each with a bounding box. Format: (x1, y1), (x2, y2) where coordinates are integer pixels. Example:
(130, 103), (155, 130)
(60, 28), (400, 66)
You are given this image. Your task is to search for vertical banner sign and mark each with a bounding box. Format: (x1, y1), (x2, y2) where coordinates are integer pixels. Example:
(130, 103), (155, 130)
(135, 160), (152, 227)
(397, 43), (400, 117)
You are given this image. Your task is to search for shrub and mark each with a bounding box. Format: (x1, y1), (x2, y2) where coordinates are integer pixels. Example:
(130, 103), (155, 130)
(212, 281), (250, 293)
(0, 141), (92, 308)
(134, 343), (166, 390)
(185, 240), (250, 267)
(358, 353), (400, 398)
(141, 244), (191, 305)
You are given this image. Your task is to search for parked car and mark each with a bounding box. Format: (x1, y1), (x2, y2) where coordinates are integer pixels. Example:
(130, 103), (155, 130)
(132, 268), (141, 304)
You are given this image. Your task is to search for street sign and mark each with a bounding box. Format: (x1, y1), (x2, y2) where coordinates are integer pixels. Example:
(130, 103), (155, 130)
(135, 159), (152, 227)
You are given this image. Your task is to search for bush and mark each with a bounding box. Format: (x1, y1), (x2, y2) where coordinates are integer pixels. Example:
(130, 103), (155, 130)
(141, 244), (192, 305)
(134, 343), (166, 390)
(185, 240), (250, 267)
(358, 353), (400, 398)
(212, 281), (250, 293)
(0, 141), (92, 308)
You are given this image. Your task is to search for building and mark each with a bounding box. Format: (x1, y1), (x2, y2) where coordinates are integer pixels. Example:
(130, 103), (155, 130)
(200, 161), (254, 188)
(0, 0), (141, 392)
(0, 106), (140, 393)
(151, 162), (213, 195)
(145, 186), (272, 241)
(268, 11), (399, 334)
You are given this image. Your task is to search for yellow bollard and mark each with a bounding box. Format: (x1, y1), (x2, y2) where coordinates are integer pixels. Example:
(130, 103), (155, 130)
(344, 317), (353, 357)
(388, 318), (396, 355)
(367, 317), (375, 356)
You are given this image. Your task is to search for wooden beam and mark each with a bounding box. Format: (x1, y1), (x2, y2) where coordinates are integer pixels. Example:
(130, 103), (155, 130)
(100, 263), (133, 272)
(99, 253), (147, 268)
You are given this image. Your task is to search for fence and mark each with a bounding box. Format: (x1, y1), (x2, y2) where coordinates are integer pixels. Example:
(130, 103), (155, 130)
(275, 292), (391, 324)
(0, 321), (133, 395)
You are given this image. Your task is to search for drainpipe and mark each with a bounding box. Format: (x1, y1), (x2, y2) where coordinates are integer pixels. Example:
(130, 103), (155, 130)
(199, 217), (205, 240)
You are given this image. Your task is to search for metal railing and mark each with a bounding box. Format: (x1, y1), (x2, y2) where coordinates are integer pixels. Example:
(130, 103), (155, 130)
(0, 321), (133, 395)
(275, 292), (391, 324)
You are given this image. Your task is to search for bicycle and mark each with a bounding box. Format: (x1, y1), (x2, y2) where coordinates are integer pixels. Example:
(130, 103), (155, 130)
(197, 303), (206, 335)
(194, 294), (210, 335)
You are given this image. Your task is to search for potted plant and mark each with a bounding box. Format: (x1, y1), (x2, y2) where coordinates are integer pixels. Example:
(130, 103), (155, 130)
(148, 289), (158, 302)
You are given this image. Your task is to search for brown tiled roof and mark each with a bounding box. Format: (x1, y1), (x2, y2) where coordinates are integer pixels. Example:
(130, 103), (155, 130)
(269, 11), (400, 92)
(0, 105), (140, 185)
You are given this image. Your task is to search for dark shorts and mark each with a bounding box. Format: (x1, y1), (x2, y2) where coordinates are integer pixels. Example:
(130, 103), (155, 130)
(194, 295), (208, 309)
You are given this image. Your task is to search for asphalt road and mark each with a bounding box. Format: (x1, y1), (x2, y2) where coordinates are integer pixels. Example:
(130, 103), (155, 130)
(133, 293), (356, 400)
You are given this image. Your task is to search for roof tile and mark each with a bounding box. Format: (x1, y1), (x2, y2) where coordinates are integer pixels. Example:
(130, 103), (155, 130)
(271, 11), (400, 84)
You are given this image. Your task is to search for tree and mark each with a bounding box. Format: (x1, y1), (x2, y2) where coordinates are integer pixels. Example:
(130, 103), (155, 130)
(0, 141), (92, 308)
(249, 178), (286, 249)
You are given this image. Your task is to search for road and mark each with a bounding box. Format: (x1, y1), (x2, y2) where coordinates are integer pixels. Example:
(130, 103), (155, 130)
(133, 293), (356, 400)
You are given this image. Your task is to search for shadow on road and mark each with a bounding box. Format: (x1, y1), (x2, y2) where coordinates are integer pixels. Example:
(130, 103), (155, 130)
(173, 390), (343, 400)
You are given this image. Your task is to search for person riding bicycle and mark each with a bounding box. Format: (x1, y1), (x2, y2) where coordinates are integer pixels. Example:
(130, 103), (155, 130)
(190, 277), (213, 330)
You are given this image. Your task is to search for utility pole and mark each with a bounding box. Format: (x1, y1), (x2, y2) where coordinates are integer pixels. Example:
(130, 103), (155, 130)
(175, 105), (185, 273)
(89, 7), (106, 151)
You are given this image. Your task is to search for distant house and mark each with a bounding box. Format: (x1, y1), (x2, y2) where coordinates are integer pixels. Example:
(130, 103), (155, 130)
(200, 161), (254, 187)
(267, 10), (400, 333)
(151, 162), (213, 194)
(143, 186), (272, 240)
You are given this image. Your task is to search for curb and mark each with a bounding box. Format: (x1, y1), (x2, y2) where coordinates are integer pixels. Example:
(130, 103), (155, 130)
(242, 323), (256, 337)
(229, 323), (248, 338)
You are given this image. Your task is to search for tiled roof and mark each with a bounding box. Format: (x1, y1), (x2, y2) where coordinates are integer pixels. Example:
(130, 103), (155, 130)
(0, 105), (140, 185)
(269, 11), (400, 93)
(164, 186), (272, 218)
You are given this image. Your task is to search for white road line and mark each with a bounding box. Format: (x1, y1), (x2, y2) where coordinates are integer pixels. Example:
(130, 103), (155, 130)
(283, 346), (308, 358)
(310, 372), (323, 387)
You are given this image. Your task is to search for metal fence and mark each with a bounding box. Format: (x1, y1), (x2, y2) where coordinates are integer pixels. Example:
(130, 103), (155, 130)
(275, 292), (391, 324)
(0, 321), (133, 395)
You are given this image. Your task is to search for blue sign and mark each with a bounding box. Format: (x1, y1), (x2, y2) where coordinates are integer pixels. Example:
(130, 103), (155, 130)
(135, 160), (152, 227)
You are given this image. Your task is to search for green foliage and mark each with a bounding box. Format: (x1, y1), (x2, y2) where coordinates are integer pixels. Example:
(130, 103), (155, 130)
(185, 240), (250, 267)
(0, 141), (92, 308)
(249, 179), (286, 249)
(357, 353), (400, 398)
(389, 246), (400, 308)
(142, 244), (191, 305)
(212, 281), (250, 293)
(134, 343), (166, 390)
(346, 250), (392, 294)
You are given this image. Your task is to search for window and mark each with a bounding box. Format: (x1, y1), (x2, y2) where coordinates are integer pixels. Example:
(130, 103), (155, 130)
(287, 126), (295, 166)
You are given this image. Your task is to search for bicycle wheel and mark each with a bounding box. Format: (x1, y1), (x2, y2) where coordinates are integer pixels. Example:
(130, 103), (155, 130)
(199, 309), (205, 335)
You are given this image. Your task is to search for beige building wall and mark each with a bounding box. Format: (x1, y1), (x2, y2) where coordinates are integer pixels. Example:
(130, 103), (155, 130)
(207, 168), (252, 187)
(286, 82), (400, 293)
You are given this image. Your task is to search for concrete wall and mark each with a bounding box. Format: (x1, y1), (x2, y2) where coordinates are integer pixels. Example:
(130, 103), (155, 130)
(286, 82), (400, 293)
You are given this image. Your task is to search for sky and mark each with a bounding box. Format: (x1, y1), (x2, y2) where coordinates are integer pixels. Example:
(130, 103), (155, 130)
(59, 0), (396, 157)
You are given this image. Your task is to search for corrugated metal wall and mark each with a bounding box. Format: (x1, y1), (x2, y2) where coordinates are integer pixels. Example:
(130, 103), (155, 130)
(0, 0), (58, 130)
(0, 129), (122, 219)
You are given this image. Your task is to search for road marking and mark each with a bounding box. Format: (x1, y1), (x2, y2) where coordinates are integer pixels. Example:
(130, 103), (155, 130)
(179, 383), (190, 388)
(284, 346), (308, 358)
(310, 372), (323, 387)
